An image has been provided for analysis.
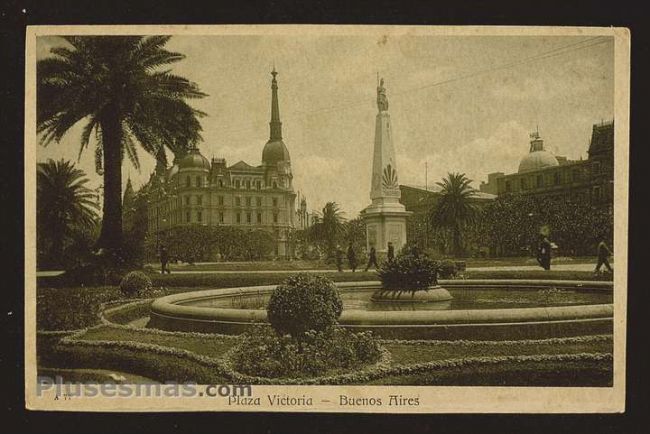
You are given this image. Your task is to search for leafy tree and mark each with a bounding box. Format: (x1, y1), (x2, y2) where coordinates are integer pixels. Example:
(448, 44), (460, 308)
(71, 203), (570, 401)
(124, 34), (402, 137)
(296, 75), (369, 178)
(342, 216), (367, 257)
(37, 159), (99, 267)
(430, 173), (478, 257)
(37, 36), (206, 252)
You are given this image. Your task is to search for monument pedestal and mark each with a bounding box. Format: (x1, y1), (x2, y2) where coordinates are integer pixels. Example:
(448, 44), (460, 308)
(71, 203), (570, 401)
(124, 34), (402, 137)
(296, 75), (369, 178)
(362, 203), (412, 257)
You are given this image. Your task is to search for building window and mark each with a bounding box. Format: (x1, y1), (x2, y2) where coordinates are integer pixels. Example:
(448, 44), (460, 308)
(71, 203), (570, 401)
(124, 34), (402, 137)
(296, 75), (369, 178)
(219, 212), (224, 223)
(273, 212), (278, 223)
(236, 213), (241, 224)
(520, 178), (527, 190)
(272, 181), (278, 189)
(246, 212), (251, 224)
(256, 180), (262, 190)
(186, 211), (191, 223)
(186, 176), (191, 187)
(592, 162), (601, 176)
(218, 196), (224, 206)
(554, 172), (560, 185)
(195, 176), (201, 187)
(184, 196), (190, 206)
(272, 197), (278, 207)
(257, 212), (262, 223)
(593, 186), (602, 202)
(235, 197), (241, 207)
(505, 181), (511, 193)
(218, 179), (224, 188)
(256, 197), (262, 207)
(197, 195), (203, 206)
(234, 179), (240, 189)
(246, 180), (251, 189)
(536, 175), (543, 188)
(246, 197), (251, 207)
(197, 211), (202, 223)
(572, 169), (580, 182)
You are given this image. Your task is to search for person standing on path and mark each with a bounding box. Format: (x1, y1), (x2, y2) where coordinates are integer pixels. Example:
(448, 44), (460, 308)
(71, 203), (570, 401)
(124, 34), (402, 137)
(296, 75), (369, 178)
(536, 234), (552, 271)
(160, 245), (171, 274)
(595, 237), (613, 273)
(335, 246), (344, 272)
(365, 246), (379, 272)
(387, 242), (395, 262)
(347, 242), (358, 272)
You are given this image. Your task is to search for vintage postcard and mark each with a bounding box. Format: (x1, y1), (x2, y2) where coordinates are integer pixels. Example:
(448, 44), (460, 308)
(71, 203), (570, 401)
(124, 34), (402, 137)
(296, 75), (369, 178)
(25, 25), (630, 413)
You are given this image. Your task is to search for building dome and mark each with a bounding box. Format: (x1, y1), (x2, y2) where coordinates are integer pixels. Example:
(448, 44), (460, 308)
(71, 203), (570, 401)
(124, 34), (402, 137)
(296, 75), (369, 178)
(178, 148), (210, 171)
(262, 139), (290, 165)
(518, 150), (559, 173)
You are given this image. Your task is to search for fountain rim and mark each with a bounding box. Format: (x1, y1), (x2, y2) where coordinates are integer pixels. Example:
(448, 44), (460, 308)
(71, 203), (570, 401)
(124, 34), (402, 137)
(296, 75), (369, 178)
(150, 279), (613, 326)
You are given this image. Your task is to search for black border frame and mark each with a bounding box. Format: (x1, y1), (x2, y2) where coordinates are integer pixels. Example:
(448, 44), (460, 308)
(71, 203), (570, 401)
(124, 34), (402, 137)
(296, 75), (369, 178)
(1, 0), (647, 432)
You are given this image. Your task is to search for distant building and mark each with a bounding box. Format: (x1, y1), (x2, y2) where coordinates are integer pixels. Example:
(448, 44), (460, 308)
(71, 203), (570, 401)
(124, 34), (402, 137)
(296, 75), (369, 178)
(480, 121), (614, 207)
(144, 69), (297, 258)
(479, 172), (504, 195)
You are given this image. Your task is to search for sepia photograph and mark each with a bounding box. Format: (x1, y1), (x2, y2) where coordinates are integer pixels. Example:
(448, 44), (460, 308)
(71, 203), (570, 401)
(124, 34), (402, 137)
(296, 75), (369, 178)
(24, 25), (630, 413)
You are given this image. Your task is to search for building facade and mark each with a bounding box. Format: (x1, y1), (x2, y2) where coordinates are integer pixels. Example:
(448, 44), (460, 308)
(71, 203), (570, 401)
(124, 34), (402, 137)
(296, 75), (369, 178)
(145, 69), (297, 258)
(479, 121), (614, 208)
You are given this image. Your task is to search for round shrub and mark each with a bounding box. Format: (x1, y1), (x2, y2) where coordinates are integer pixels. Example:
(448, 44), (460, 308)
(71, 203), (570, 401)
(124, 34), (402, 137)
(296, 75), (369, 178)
(267, 274), (343, 338)
(378, 252), (438, 291)
(119, 271), (153, 296)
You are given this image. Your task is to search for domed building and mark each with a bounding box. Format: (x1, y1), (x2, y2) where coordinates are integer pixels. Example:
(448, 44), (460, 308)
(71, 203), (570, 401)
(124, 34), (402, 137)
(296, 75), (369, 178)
(144, 69), (298, 258)
(517, 132), (559, 174)
(479, 122), (614, 208)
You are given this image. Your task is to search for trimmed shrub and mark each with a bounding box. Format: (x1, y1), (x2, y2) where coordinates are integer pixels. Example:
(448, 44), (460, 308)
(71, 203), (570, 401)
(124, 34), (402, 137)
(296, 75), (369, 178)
(378, 252), (438, 291)
(232, 326), (381, 378)
(119, 271), (153, 296)
(436, 259), (458, 279)
(267, 274), (343, 338)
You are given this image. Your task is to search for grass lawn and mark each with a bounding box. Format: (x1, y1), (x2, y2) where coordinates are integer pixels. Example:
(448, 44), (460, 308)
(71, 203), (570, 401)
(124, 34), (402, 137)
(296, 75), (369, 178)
(43, 326), (613, 386)
(385, 338), (613, 365)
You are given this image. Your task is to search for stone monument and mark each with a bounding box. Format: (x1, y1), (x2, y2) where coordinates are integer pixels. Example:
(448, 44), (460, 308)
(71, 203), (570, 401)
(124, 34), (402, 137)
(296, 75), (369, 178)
(361, 78), (412, 258)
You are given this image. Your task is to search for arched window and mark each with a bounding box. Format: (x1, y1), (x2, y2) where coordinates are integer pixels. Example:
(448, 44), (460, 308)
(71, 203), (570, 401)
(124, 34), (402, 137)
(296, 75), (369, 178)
(195, 176), (201, 187)
(186, 176), (191, 187)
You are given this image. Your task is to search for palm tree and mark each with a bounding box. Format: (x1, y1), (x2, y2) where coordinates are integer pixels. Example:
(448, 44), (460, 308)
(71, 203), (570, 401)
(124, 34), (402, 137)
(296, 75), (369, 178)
(37, 36), (206, 251)
(309, 202), (346, 258)
(37, 159), (99, 266)
(430, 172), (478, 257)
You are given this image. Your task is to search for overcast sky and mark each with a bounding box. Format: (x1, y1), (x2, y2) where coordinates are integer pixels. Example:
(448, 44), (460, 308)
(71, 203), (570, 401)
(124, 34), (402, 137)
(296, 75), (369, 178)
(36, 34), (614, 217)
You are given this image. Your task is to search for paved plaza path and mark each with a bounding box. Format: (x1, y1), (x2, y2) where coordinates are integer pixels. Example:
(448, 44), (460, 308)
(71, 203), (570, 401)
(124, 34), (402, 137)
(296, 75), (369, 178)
(36, 262), (607, 278)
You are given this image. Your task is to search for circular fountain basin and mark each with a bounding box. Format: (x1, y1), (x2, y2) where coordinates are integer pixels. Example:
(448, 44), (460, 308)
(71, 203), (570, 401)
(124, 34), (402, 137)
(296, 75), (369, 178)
(149, 280), (613, 340)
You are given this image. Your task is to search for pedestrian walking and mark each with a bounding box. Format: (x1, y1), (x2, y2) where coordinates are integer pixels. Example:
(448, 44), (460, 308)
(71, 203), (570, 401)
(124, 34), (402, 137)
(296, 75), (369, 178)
(365, 246), (379, 271)
(347, 242), (358, 272)
(160, 245), (171, 274)
(536, 234), (552, 271)
(387, 242), (395, 262)
(595, 236), (613, 273)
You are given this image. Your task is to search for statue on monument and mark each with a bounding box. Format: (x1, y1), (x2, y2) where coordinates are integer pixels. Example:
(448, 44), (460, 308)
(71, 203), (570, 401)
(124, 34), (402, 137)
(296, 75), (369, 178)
(377, 77), (389, 112)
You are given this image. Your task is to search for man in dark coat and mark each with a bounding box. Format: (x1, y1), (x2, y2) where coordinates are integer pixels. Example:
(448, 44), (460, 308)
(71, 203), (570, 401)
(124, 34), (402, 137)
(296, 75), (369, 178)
(387, 242), (395, 262)
(160, 245), (171, 274)
(595, 237), (613, 273)
(365, 246), (379, 272)
(536, 234), (552, 271)
(347, 242), (358, 272)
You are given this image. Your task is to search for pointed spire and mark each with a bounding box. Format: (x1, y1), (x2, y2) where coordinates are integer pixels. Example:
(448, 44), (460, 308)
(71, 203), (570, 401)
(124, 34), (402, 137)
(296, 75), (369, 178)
(269, 67), (282, 141)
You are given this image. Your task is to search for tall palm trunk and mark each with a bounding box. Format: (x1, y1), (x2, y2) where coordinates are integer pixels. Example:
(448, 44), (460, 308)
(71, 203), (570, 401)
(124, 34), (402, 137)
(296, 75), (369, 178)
(96, 107), (123, 251)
